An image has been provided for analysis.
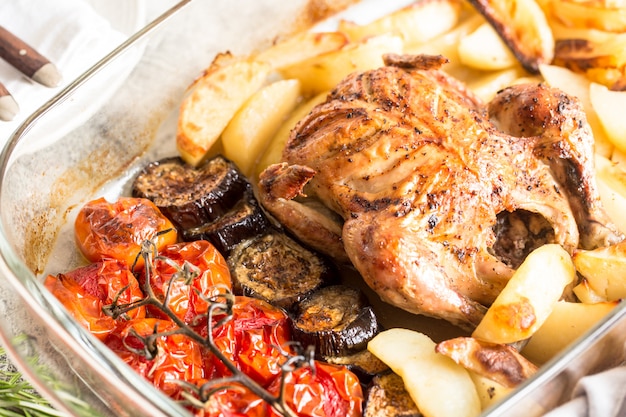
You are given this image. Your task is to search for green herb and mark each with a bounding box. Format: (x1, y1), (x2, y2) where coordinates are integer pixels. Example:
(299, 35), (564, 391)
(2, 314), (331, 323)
(0, 347), (63, 417)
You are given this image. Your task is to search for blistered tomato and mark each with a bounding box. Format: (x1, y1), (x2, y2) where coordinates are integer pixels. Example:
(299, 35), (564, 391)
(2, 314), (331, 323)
(44, 259), (145, 340)
(74, 197), (178, 269)
(105, 318), (208, 399)
(145, 240), (232, 323)
(267, 361), (364, 417)
(195, 383), (271, 417)
(207, 296), (293, 387)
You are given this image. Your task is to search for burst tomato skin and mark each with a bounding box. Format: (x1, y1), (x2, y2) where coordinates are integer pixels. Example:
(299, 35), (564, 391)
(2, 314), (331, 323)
(74, 197), (178, 269)
(145, 240), (232, 323)
(44, 259), (145, 340)
(207, 296), (293, 387)
(105, 318), (208, 399)
(267, 361), (364, 417)
(194, 383), (271, 417)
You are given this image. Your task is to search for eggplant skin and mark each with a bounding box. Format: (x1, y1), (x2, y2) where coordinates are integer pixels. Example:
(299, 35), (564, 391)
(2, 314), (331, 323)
(131, 155), (250, 231)
(291, 285), (381, 357)
(183, 192), (273, 256)
(228, 232), (336, 309)
(323, 349), (389, 384)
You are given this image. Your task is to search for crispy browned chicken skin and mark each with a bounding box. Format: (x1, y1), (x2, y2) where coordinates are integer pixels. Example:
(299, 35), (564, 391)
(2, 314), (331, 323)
(258, 54), (622, 328)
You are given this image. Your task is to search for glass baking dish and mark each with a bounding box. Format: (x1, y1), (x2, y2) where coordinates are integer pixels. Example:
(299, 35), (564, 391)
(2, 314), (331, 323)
(0, 0), (625, 416)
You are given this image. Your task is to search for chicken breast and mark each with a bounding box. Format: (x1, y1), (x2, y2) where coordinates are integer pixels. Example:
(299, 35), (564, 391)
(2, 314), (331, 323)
(258, 54), (622, 328)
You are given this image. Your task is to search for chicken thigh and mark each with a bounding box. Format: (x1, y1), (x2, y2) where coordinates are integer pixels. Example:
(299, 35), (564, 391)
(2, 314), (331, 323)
(258, 54), (622, 328)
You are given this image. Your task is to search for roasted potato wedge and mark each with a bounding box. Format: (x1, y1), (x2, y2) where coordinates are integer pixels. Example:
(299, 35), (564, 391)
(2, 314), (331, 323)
(595, 154), (626, 234)
(469, 372), (513, 410)
(522, 300), (618, 364)
(472, 244), (575, 344)
(436, 337), (538, 389)
(338, 0), (461, 46)
(279, 34), (403, 96)
(368, 328), (481, 417)
(553, 36), (626, 91)
(177, 56), (271, 166)
(590, 83), (626, 154)
(573, 241), (626, 301)
(573, 279), (608, 304)
(252, 31), (349, 70)
(222, 79), (301, 176)
(543, 0), (626, 33)
(255, 90), (328, 177)
(458, 22), (517, 70)
(467, 0), (554, 73)
(466, 67), (526, 102)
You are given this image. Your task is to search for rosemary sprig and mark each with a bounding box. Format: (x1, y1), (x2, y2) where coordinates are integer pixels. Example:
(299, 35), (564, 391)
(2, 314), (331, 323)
(0, 348), (63, 417)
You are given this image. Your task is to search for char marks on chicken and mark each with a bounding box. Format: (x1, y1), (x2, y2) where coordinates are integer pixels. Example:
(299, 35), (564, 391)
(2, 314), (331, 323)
(258, 54), (622, 329)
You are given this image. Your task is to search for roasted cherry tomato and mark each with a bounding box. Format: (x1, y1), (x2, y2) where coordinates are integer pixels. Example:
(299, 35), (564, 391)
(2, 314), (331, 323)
(194, 383), (271, 417)
(266, 361), (363, 417)
(145, 240), (232, 323)
(44, 259), (145, 340)
(74, 197), (178, 269)
(207, 296), (293, 387)
(105, 318), (208, 399)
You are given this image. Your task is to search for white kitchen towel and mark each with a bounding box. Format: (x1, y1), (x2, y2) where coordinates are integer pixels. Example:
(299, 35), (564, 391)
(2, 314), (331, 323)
(543, 365), (626, 417)
(0, 0), (145, 146)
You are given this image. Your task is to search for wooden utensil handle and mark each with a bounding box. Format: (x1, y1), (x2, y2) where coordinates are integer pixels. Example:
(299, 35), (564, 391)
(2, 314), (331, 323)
(0, 26), (61, 87)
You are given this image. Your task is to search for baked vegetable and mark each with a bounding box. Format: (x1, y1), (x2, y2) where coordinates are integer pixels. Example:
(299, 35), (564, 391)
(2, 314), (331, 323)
(183, 191), (273, 256)
(228, 232), (335, 309)
(132, 155), (250, 231)
(74, 196), (178, 269)
(291, 284), (380, 357)
(364, 372), (421, 417)
(323, 348), (389, 383)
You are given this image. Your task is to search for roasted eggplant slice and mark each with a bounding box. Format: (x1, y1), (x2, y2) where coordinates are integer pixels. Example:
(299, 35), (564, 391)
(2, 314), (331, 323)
(228, 232), (335, 309)
(182, 191), (273, 256)
(364, 372), (422, 417)
(323, 348), (389, 384)
(291, 284), (380, 357)
(132, 155), (250, 231)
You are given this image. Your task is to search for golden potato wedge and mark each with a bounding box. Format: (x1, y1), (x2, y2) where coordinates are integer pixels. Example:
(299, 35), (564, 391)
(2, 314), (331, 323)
(337, 0), (461, 45)
(279, 34), (403, 96)
(368, 328), (481, 417)
(467, 0), (554, 73)
(573, 242), (626, 301)
(548, 17), (617, 43)
(553, 36), (626, 90)
(573, 279), (608, 304)
(177, 57), (271, 166)
(539, 64), (614, 158)
(405, 13), (484, 82)
(221, 79), (301, 176)
(590, 83), (626, 154)
(595, 154), (626, 234)
(255, 91), (328, 177)
(466, 67), (526, 102)
(436, 337), (538, 388)
(544, 0), (626, 33)
(458, 22), (517, 71)
(522, 300), (618, 364)
(252, 31), (349, 70)
(472, 244), (576, 344)
(469, 372), (513, 410)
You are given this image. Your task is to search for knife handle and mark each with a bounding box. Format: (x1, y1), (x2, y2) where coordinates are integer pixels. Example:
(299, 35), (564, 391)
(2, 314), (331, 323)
(0, 26), (61, 87)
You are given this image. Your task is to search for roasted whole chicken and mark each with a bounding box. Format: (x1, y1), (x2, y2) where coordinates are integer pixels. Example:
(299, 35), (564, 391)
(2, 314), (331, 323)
(258, 54), (622, 328)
